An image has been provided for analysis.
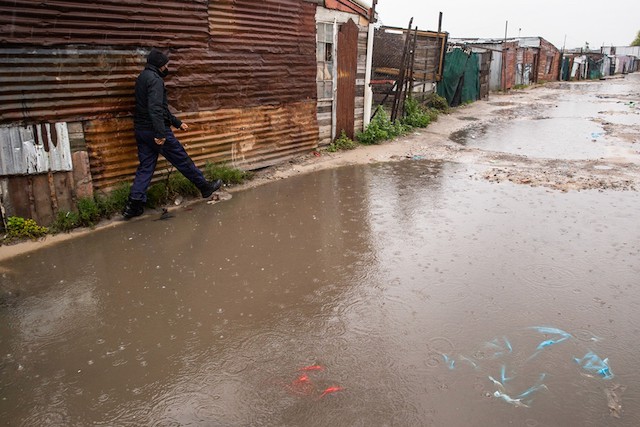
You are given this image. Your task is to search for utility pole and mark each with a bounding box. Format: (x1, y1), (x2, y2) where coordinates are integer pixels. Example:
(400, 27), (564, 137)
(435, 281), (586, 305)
(502, 20), (508, 91)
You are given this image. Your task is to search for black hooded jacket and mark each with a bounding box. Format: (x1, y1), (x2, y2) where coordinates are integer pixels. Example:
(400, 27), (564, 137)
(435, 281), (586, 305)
(134, 64), (182, 139)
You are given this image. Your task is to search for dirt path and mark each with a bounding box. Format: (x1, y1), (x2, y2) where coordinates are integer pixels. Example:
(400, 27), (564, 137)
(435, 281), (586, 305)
(262, 77), (640, 192)
(2, 76), (639, 262)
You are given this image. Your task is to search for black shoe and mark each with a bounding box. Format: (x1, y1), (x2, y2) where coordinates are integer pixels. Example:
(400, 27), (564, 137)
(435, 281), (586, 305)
(201, 179), (223, 198)
(122, 197), (144, 219)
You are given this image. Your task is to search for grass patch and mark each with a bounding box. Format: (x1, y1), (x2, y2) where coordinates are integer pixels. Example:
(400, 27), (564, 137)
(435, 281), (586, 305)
(50, 211), (80, 233)
(356, 106), (410, 145)
(204, 162), (252, 185)
(422, 92), (449, 112)
(146, 182), (169, 209)
(95, 183), (130, 218)
(403, 98), (433, 128)
(168, 173), (200, 198)
(77, 197), (101, 227)
(327, 131), (358, 152)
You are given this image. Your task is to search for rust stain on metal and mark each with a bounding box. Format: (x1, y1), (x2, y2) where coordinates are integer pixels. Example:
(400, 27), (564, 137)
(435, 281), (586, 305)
(84, 101), (318, 191)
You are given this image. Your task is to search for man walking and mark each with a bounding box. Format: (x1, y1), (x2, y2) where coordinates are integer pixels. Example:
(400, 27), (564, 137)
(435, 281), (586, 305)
(122, 49), (222, 219)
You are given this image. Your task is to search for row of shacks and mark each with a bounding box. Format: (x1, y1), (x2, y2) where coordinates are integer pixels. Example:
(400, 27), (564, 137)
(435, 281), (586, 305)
(560, 46), (640, 81)
(0, 0), (638, 226)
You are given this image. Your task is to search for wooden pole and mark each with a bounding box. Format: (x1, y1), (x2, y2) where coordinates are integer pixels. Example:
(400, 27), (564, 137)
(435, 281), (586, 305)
(392, 17), (413, 122)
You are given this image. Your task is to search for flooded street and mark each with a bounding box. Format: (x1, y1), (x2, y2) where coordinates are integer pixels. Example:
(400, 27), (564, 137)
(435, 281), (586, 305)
(2, 77), (640, 426)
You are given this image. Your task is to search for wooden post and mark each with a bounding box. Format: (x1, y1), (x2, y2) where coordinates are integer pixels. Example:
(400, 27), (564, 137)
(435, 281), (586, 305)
(392, 17), (413, 122)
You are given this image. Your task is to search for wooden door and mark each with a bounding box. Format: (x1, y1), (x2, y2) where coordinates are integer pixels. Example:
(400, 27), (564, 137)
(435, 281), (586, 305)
(336, 19), (358, 140)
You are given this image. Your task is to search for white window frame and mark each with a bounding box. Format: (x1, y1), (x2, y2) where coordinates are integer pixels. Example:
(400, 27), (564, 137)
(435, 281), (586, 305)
(316, 21), (337, 101)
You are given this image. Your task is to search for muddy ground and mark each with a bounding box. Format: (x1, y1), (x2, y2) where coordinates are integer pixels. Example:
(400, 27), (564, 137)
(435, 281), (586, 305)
(1, 74), (639, 263)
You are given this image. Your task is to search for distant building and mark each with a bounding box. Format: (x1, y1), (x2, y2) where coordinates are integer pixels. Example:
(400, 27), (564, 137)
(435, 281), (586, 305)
(449, 37), (561, 91)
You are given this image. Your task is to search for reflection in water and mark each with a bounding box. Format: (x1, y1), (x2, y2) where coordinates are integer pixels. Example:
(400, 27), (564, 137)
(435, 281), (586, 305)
(1, 160), (639, 426)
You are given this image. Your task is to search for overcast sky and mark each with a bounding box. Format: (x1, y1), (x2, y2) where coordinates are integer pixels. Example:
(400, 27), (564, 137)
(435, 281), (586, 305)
(374, 0), (639, 49)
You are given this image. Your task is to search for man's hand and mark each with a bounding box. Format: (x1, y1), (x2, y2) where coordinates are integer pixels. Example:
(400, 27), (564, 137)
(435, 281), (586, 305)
(180, 123), (189, 131)
(154, 137), (166, 145)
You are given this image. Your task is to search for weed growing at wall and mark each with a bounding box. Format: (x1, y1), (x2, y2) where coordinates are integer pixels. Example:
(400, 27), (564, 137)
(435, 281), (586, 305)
(422, 93), (449, 112)
(168, 173), (200, 198)
(205, 163), (252, 185)
(77, 197), (101, 227)
(328, 131), (358, 152)
(51, 211), (80, 233)
(357, 107), (410, 145)
(5, 216), (49, 240)
(95, 183), (130, 218)
(403, 98), (433, 128)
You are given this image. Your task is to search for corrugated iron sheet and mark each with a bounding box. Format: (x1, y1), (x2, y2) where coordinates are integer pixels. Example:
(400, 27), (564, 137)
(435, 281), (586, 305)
(84, 101), (318, 190)
(0, 0), (209, 47)
(0, 47), (145, 124)
(0, 123), (72, 175)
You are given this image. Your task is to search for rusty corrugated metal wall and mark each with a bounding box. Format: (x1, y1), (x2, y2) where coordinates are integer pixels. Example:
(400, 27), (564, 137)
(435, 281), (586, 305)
(0, 0), (210, 47)
(0, 47), (146, 124)
(0, 0), (319, 193)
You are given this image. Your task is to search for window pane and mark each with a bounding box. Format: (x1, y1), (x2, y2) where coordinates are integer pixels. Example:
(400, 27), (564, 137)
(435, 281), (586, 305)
(317, 82), (324, 98)
(325, 43), (333, 62)
(324, 82), (333, 99)
(317, 24), (324, 42)
(325, 62), (333, 80)
(324, 24), (333, 43)
(317, 43), (325, 62)
(317, 63), (324, 81)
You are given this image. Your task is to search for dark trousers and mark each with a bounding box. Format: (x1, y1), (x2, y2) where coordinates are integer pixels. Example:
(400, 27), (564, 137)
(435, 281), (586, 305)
(130, 129), (208, 202)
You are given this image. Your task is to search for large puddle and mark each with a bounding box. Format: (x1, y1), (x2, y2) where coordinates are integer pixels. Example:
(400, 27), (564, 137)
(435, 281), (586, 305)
(453, 78), (640, 160)
(1, 161), (639, 425)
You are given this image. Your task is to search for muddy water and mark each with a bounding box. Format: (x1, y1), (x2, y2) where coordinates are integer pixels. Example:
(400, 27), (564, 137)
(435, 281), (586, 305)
(2, 161), (640, 426)
(456, 77), (640, 160)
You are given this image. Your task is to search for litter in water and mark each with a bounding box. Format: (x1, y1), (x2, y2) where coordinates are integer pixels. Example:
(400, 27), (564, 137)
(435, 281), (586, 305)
(319, 386), (344, 399)
(442, 354), (455, 370)
(440, 326), (618, 413)
(299, 364), (325, 372)
(285, 364), (344, 400)
(493, 391), (529, 408)
(574, 351), (614, 379)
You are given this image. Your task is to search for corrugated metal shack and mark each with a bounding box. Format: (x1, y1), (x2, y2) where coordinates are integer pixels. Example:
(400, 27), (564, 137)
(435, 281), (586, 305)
(371, 26), (447, 112)
(560, 49), (607, 80)
(450, 37), (561, 91)
(0, 0), (373, 225)
(560, 46), (639, 81)
(601, 46), (640, 75)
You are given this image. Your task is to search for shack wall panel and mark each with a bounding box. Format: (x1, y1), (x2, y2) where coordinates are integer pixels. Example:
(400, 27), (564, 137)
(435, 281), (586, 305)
(4, 172), (74, 225)
(84, 101), (318, 190)
(0, 0), (209, 47)
(0, 47), (146, 124)
(0, 123), (72, 175)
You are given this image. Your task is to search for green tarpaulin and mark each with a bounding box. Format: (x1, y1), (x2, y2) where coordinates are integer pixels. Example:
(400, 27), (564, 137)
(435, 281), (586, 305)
(437, 49), (480, 107)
